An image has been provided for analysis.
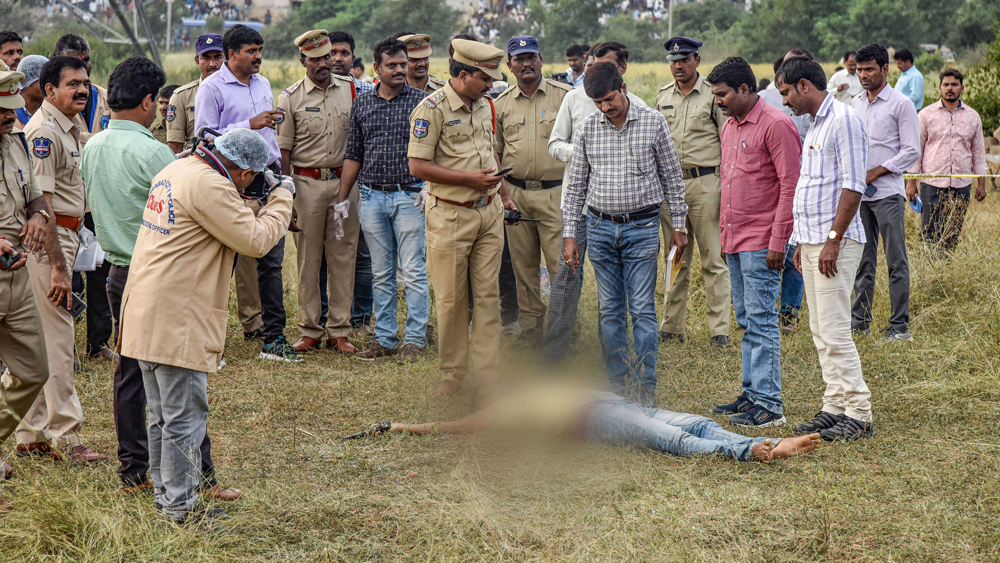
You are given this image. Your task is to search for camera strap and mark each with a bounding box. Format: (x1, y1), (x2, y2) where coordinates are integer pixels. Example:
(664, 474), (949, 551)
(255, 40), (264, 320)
(193, 146), (234, 184)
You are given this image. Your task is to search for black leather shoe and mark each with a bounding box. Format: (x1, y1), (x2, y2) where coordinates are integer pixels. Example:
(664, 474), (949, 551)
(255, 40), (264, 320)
(710, 335), (730, 348)
(658, 331), (686, 344)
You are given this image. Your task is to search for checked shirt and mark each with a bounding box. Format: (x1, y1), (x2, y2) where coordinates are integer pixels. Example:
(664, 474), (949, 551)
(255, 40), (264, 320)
(346, 84), (425, 186)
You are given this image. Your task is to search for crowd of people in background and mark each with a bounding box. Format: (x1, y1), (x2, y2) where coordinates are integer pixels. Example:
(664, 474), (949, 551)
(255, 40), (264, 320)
(0, 22), (992, 529)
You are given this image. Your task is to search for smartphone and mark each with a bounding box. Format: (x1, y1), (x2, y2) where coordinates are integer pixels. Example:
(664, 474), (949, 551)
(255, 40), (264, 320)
(493, 167), (513, 177)
(864, 183), (878, 198)
(68, 292), (87, 319)
(0, 251), (20, 270)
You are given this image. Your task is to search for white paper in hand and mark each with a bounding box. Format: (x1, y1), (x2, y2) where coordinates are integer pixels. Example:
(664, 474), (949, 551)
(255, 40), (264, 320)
(664, 245), (682, 293)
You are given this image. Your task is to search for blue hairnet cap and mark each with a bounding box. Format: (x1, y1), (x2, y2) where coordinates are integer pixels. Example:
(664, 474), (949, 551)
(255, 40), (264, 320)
(215, 129), (268, 173)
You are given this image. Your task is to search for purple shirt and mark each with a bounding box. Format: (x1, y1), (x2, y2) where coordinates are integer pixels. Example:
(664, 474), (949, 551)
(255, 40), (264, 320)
(791, 95), (868, 246)
(194, 62), (281, 166)
(849, 83), (920, 201)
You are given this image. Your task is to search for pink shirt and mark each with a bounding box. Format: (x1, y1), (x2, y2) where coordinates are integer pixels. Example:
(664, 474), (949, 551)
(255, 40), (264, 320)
(910, 100), (988, 189)
(719, 98), (802, 254)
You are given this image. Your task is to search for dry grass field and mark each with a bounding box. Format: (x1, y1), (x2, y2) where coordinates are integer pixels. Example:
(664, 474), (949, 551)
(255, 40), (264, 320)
(1, 54), (997, 562)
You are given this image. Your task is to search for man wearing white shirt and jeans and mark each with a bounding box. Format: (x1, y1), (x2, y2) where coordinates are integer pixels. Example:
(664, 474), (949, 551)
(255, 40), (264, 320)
(826, 51), (862, 104)
(543, 42), (648, 364)
(776, 57), (874, 441)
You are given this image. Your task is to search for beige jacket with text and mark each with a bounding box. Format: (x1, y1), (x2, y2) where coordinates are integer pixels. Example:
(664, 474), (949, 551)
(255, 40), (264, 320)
(120, 156), (292, 373)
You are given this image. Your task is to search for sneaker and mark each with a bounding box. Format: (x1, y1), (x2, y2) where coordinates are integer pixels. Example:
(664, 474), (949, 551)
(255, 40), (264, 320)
(881, 327), (914, 342)
(712, 392), (753, 415)
(658, 331), (686, 344)
(354, 340), (396, 361)
(259, 336), (304, 363)
(396, 343), (422, 364)
(819, 415), (874, 441)
(244, 329), (262, 342)
(729, 404), (786, 428)
(794, 411), (844, 434)
(710, 335), (730, 348)
(779, 312), (798, 333)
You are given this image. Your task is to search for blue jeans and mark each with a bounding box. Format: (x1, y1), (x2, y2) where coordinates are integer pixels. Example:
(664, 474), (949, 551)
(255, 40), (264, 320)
(358, 184), (430, 349)
(587, 397), (774, 461)
(586, 211), (660, 395)
(780, 244), (803, 316)
(728, 250), (783, 414)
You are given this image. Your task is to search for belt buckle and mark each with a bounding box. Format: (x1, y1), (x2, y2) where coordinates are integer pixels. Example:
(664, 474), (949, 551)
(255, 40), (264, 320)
(525, 180), (543, 190)
(472, 196), (488, 209)
(322, 168), (335, 180)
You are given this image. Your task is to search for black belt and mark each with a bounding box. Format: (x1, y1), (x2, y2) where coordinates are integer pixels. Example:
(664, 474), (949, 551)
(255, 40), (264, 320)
(588, 205), (659, 223)
(683, 166), (718, 180)
(506, 177), (562, 190)
(368, 181), (423, 193)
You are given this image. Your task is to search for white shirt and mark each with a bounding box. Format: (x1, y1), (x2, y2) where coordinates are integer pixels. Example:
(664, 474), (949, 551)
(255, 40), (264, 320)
(547, 86), (647, 216)
(827, 68), (863, 104)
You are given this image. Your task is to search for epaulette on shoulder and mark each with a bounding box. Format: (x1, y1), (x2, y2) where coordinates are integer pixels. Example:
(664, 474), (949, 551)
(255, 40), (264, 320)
(547, 78), (574, 92)
(332, 74), (354, 86)
(283, 78), (306, 97)
(175, 79), (199, 93)
(657, 81), (676, 93)
(494, 84), (516, 101)
(423, 89), (447, 109)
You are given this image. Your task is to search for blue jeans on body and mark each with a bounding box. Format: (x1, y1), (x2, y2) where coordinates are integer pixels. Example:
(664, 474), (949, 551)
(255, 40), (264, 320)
(587, 396), (774, 461)
(586, 211), (660, 396)
(358, 184), (430, 349)
(139, 361), (208, 522)
(735, 244), (802, 327)
(728, 249), (783, 414)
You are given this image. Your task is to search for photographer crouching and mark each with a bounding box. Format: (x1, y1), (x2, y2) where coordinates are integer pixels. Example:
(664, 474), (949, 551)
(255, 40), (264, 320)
(118, 128), (293, 525)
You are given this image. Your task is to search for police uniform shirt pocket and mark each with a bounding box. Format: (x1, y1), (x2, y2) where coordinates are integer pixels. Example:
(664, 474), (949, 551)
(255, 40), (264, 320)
(443, 128), (473, 156)
(335, 106), (351, 130)
(658, 105), (677, 128)
(295, 110), (324, 136)
(502, 114), (525, 144)
(539, 114), (556, 139)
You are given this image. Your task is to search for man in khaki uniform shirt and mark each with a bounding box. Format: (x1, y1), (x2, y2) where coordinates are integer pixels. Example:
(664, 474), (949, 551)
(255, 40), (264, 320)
(398, 34), (447, 94)
(494, 36), (572, 343)
(18, 56), (105, 462)
(52, 34), (111, 146)
(408, 39), (516, 396)
(165, 33), (225, 154)
(120, 129), (293, 524)
(277, 29), (360, 353)
(655, 37), (731, 347)
(0, 69), (61, 507)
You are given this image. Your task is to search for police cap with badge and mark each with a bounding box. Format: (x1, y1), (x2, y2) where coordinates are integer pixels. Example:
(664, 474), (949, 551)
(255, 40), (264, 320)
(664, 37), (702, 61)
(451, 39), (504, 80)
(0, 69), (26, 110)
(506, 35), (540, 58)
(196, 33), (223, 57)
(294, 29), (332, 59)
(398, 34), (433, 59)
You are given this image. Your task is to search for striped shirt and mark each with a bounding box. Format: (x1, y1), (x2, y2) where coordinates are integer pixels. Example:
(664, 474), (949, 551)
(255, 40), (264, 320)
(791, 94), (868, 245)
(562, 101), (686, 239)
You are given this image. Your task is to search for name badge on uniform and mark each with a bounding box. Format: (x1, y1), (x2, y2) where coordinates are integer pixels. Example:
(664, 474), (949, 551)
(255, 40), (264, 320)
(660, 105), (673, 110)
(305, 107), (320, 112)
(71, 151), (81, 157)
(446, 119), (462, 126)
(413, 119), (429, 138)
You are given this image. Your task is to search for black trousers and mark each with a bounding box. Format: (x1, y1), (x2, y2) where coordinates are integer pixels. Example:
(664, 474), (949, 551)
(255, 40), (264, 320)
(107, 265), (217, 488)
(919, 182), (971, 251)
(240, 163), (288, 344)
(84, 212), (113, 354)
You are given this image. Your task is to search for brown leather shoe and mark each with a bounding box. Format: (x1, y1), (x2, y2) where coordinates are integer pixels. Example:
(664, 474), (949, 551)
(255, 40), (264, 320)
(15, 442), (55, 459)
(396, 343), (423, 364)
(122, 480), (154, 495)
(354, 340), (396, 361)
(88, 346), (119, 363)
(291, 336), (321, 352)
(201, 484), (242, 502)
(433, 379), (460, 396)
(326, 336), (357, 354)
(67, 445), (107, 463)
(2, 461), (12, 480)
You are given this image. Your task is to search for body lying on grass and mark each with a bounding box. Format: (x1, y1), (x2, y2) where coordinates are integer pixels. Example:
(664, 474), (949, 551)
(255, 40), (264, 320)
(348, 386), (821, 463)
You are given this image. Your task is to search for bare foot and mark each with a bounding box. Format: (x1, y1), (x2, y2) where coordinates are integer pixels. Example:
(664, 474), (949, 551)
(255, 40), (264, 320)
(752, 438), (773, 462)
(769, 433), (821, 461)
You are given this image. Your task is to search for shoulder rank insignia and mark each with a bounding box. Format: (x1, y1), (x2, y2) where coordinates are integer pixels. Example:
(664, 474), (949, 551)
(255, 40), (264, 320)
(32, 138), (52, 159)
(424, 90), (446, 109)
(283, 88), (292, 96)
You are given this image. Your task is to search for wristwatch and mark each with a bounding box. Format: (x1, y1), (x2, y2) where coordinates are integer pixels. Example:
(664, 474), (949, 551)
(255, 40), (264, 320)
(676, 227), (688, 235)
(31, 209), (51, 223)
(828, 230), (842, 241)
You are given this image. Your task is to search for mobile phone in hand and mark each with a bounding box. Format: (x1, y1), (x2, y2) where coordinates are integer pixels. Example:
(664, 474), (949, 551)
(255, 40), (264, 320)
(68, 293), (87, 319)
(864, 183), (878, 198)
(493, 167), (513, 177)
(0, 251), (20, 270)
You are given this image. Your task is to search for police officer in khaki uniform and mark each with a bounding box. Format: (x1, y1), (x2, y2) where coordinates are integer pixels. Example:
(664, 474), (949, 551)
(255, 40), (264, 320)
(408, 39), (516, 396)
(165, 33), (225, 154)
(493, 35), (572, 344)
(0, 69), (58, 508)
(18, 56), (105, 462)
(655, 37), (731, 348)
(277, 29), (360, 354)
(398, 34), (447, 94)
(52, 34), (111, 146)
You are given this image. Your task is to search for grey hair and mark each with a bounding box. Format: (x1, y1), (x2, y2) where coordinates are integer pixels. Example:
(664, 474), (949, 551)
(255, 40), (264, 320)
(53, 33), (91, 56)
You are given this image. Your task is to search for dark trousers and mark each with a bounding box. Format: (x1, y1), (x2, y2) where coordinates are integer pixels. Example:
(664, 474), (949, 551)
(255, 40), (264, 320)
(83, 212), (113, 354)
(318, 231), (373, 329)
(107, 265), (216, 488)
(543, 218), (587, 363)
(467, 228), (519, 326)
(852, 194), (910, 332)
(255, 236), (287, 343)
(919, 183), (971, 251)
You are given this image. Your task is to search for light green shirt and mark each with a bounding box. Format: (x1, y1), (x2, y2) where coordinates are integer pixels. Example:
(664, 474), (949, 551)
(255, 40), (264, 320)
(82, 119), (176, 266)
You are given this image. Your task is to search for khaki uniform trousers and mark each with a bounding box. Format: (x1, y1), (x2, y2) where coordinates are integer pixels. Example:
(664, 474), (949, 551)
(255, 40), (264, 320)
(0, 265), (51, 443)
(294, 175), (359, 340)
(16, 226), (84, 448)
(801, 240), (872, 422)
(234, 199), (263, 334)
(506, 185), (563, 334)
(659, 173), (731, 337)
(425, 194), (502, 383)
